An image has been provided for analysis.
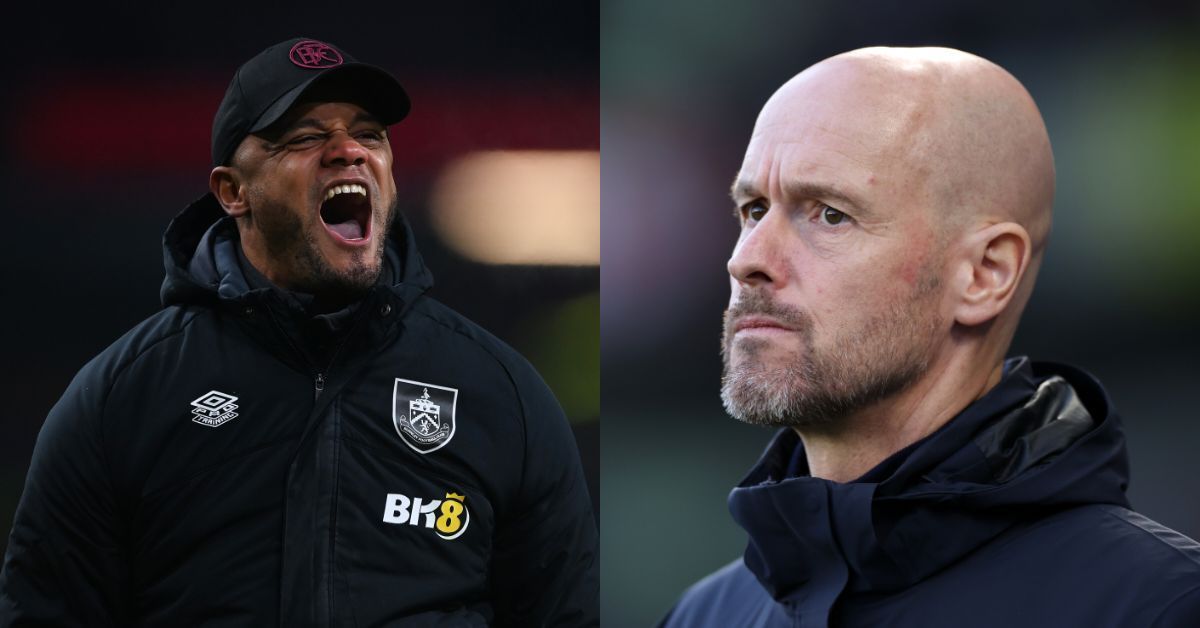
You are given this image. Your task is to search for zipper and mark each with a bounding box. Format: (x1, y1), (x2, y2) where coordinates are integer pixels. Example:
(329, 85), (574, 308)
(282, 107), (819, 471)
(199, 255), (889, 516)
(309, 300), (374, 404)
(260, 297), (376, 625)
(258, 300), (343, 405)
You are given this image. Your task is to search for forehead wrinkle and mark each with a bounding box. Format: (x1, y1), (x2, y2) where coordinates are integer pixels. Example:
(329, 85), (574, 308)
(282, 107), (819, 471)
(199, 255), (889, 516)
(279, 106), (383, 134)
(782, 180), (872, 217)
(287, 117), (324, 131)
(777, 139), (877, 216)
(749, 92), (924, 219)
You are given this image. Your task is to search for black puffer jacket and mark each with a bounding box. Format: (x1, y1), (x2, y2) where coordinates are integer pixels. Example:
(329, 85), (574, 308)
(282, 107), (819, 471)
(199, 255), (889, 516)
(0, 195), (598, 627)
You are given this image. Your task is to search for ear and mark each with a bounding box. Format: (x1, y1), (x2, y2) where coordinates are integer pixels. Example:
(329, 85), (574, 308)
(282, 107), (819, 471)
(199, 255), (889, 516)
(209, 166), (250, 218)
(952, 222), (1031, 327)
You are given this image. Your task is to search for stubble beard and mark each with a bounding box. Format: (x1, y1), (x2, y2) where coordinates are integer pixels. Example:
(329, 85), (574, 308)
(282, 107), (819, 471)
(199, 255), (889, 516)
(252, 195), (397, 302)
(720, 275), (943, 432)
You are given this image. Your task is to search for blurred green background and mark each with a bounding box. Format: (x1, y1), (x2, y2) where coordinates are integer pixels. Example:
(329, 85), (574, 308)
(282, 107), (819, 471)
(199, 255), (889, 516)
(601, 1), (1200, 625)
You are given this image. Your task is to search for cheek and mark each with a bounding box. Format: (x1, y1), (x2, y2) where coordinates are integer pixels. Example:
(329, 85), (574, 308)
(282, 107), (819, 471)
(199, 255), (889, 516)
(375, 160), (393, 185)
(373, 151), (395, 181)
(898, 252), (929, 287)
(823, 249), (919, 313)
(893, 230), (937, 287)
(262, 167), (313, 210)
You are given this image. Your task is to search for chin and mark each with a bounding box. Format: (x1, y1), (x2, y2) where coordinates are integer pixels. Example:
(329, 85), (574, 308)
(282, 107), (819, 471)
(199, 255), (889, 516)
(732, 337), (797, 366)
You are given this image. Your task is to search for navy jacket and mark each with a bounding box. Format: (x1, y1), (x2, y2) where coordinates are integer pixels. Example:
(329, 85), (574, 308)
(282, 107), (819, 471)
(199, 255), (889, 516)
(662, 359), (1200, 627)
(0, 196), (598, 626)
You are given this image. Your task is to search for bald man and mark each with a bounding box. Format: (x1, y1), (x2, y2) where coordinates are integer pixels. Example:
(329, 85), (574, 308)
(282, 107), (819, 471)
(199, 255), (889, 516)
(659, 47), (1200, 628)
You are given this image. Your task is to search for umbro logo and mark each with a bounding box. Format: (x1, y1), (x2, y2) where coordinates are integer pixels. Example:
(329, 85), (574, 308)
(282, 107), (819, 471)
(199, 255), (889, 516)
(190, 390), (240, 427)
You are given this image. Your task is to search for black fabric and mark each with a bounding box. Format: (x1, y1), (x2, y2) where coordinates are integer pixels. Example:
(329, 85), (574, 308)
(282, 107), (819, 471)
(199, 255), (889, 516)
(973, 374), (1095, 484)
(661, 358), (1200, 627)
(211, 36), (410, 168)
(0, 196), (598, 627)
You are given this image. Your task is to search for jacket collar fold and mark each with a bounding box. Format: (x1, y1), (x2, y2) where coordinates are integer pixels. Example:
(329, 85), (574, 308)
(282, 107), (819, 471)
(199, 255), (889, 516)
(728, 358), (1131, 621)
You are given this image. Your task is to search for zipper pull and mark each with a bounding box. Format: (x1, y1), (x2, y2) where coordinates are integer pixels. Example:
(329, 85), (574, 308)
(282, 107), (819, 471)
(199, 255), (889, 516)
(315, 373), (326, 401)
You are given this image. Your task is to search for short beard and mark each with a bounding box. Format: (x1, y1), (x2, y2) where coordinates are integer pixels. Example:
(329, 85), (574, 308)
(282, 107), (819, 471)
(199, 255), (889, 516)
(251, 195), (396, 303)
(720, 274), (942, 432)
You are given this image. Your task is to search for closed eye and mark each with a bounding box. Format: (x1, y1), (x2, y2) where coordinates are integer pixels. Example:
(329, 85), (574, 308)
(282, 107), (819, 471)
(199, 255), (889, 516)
(353, 129), (387, 145)
(286, 133), (325, 147)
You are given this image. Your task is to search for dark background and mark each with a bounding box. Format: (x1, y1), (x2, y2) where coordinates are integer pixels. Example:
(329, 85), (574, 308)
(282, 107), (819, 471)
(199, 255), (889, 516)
(602, 1), (1200, 624)
(0, 3), (599, 564)
(6, 4), (1200, 625)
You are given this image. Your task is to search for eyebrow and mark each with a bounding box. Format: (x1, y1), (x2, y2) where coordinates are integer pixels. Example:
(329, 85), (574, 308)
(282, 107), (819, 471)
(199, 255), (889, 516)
(729, 178), (872, 217)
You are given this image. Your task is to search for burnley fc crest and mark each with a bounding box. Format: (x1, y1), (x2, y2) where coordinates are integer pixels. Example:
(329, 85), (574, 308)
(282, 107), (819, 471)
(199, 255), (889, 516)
(393, 378), (458, 454)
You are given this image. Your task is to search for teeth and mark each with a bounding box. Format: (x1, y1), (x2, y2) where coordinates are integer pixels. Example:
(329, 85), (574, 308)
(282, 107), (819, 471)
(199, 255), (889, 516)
(323, 183), (368, 202)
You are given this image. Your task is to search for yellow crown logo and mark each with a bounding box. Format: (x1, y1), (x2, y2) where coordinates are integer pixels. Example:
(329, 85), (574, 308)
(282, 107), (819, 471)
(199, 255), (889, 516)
(444, 492), (466, 502)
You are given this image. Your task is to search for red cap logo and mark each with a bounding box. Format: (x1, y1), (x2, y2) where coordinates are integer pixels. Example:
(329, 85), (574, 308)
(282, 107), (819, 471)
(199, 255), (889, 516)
(289, 40), (344, 69)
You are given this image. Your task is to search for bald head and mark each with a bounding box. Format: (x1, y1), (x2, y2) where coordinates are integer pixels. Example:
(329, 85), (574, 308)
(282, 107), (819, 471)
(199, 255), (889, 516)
(728, 46), (1056, 388)
(757, 46), (1054, 255)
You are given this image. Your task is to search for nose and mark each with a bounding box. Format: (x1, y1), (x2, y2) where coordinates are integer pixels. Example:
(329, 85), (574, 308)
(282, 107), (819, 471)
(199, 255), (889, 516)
(727, 211), (788, 289)
(322, 131), (368, 167)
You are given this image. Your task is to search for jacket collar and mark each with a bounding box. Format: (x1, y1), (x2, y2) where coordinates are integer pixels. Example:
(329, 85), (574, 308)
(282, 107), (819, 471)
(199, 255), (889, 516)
(728, 358), (1131, 620)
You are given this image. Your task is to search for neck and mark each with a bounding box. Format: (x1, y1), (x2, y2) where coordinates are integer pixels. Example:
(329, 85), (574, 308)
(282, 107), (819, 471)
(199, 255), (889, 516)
(797, 352), (1005, 483)
(238, 230), (294, 290)
(236, 235), (358, 314)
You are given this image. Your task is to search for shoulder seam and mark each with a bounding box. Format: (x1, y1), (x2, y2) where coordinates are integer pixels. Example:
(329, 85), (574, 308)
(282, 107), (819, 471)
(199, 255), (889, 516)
(81, 306), (204, 519)
(104, 308), (203, 401)
(1100, 506), (1200, 568)
(408, 305), (527, 413)
(99, 308), (204, 476)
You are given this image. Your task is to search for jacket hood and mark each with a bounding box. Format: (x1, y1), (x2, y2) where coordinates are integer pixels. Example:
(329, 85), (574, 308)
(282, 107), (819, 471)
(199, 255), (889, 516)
(159, 192), (434, 310)
(729, 358), (1131, 616)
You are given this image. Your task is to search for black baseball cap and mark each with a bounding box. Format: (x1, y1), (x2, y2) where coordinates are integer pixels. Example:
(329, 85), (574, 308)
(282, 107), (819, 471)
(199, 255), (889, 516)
(210, 37), (410, 168)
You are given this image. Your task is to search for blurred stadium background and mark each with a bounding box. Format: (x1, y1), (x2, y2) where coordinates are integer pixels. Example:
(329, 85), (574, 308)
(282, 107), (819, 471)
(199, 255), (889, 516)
(0, 4), (598, 562)
(602, 1), (1200, 625)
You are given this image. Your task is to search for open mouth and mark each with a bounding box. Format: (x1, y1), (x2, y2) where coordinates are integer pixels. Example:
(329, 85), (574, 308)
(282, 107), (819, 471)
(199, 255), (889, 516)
(320, 183), (372, 244)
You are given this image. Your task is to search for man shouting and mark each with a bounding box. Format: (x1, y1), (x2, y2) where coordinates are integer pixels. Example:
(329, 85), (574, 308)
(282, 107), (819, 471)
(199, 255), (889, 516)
(1, 37), (597, 627)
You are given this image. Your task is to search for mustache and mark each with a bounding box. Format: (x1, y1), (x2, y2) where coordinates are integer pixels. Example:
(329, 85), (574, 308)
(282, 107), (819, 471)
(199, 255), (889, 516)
(723, 289), (810, 331)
